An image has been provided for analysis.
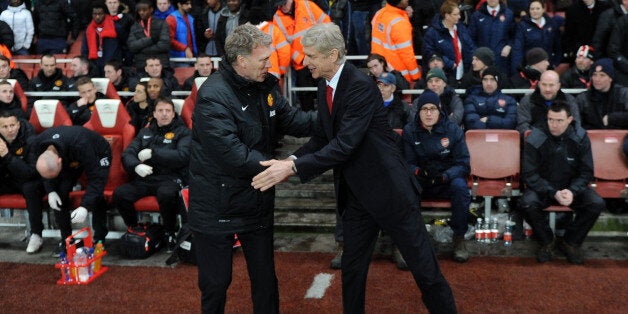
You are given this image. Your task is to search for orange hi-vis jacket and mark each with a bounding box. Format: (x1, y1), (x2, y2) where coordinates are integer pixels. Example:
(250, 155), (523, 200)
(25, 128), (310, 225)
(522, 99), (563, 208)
(258, 21), (291, 78)
(273, 0), (330, 70)
(371, 3), (420, 81)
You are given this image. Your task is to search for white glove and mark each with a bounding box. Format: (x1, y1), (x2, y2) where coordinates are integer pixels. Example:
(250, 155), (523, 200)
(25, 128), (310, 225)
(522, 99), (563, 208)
(71, 206), (88, 224)
(48, 192), (62, 211)
(135, 164), (153, 177)
(138, 149), (152, 162)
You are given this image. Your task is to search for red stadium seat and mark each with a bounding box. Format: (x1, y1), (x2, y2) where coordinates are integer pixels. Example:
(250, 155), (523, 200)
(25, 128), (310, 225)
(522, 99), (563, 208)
(6, 79), (28, 114)
(91, 78), (121, 100)
(587, 130), (628, 198)
(29, 99), (73, 133)
(173, 67), (195, 86)
(466, 130), (521, 219)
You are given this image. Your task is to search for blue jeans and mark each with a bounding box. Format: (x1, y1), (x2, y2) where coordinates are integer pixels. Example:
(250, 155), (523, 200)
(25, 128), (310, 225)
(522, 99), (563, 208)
(421, 177), (471, 237)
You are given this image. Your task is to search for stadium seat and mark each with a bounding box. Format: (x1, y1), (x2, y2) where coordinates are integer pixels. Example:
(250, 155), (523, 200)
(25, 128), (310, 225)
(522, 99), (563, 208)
(587, 130), (628, 198)
(181, 94), (194, 129)
(172, 98), (184, 115)
(543, 205), (572, 233)
(6, 79), (28, 114)
(81, 99), (136, 202)
(29, 99), (73, 133)
(466, 130), (521, 219)
(91, 78), (121, 100)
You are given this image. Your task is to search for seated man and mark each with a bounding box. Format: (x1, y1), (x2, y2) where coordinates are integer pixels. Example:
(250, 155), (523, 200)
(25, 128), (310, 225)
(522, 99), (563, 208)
(67, 55), (96, 90)
(23, 126), (111, 256)
(182, 53), (214, 90)
(135, 56), (180, 94)
(517, 70), (581, 135)
(112, 98), (191, 252)
(0, 55), (29, 92)
(510, 47), (550, 90)
(464, 66), (517, 130)
(104, 60), (138, 103)
(403, 90), (471, 263)
(560, 45), (595, 89)
(27, 54), (72, 108)
(0, 110), (38, 252)
(519, 101), (604, 264)
(410, 68), (464, 126)
(66, 77), (105, 125)
(577, 58), (628, 130)
(0, 80), (26, 119)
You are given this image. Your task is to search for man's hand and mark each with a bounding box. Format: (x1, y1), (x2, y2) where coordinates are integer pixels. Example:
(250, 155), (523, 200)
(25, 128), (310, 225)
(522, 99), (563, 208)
(0, 140), (8, 157)
(71, 206), (88, 224)
(76, 97), (88, 107)
(554, 189), (573, 206)
(603, 115), (609, 127)
(501, 45), (511, 57)
(135, 164), (153, 177)
(185, 47), (194, 58)
(138, 148), (152, 162)
(48, 192), (62, 211)
(252, 159), (295, 192)
(480, 117), (488, 123)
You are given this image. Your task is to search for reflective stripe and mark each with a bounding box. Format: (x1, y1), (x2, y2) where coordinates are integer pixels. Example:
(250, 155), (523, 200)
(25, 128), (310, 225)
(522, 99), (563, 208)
(292, 51), (300, 61)
(408, 68), (419, 75)
(303, 1), (316, 23)
(276, 41), (289, 49)
(274, 14), (292, 42)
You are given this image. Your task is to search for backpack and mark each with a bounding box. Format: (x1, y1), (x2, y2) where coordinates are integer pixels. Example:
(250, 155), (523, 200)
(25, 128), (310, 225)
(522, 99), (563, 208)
(119, 222), (166, 259)
(165, 223), (196, 265)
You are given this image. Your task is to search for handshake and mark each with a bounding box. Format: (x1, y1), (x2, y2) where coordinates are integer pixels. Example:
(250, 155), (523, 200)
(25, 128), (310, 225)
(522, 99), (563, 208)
(415, 167), (447, 186)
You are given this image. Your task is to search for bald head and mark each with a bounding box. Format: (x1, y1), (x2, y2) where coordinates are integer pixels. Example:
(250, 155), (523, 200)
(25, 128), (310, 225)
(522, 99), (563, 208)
(36, 150), (62, 179)
(539, 70), (561, 101)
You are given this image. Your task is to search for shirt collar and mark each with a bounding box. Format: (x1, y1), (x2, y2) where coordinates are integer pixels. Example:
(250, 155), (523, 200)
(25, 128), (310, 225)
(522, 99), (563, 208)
(326, 62), (345, 90)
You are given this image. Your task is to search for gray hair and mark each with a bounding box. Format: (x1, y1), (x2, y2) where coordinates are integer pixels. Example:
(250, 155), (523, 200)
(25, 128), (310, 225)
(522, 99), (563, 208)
(301, 23), (346, 65)
(224, 24), (272, 65)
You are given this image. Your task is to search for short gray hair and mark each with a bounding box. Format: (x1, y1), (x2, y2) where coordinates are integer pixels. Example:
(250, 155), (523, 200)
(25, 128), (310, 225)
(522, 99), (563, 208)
(301, 23), (346, 64)
(224, 24), (272, 65)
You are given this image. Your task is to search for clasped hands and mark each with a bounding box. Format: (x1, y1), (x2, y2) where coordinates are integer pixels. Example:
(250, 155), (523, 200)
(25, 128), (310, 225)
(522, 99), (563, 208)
(251, 158), (296, 191)
(48, 191), (88, 223)
(554, 189), (574, 206)
(415, 167), (447, 186)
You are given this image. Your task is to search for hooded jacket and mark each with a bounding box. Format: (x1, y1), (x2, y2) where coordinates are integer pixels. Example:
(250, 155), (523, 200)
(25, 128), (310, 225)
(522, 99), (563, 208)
(0, 3), (34, 51)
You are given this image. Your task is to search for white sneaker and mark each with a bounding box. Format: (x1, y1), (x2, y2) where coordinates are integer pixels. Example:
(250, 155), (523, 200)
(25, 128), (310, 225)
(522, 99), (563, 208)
(26, 234), (43, 254)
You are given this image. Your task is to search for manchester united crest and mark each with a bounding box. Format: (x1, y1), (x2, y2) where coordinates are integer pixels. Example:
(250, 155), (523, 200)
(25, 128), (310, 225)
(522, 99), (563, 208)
(55, 80), (63, 87)
(441, 138), (450, 148)
(15, 147), (23, 156)
(165, 132), (175, 140)
(70, 161), (80, 168)
(267, 94), (274, 107)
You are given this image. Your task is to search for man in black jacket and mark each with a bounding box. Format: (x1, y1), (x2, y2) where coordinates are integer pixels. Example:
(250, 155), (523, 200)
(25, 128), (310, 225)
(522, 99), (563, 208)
(112, 98), (191, 252)
(127, 0), (171, 69)
(27, 55), (72, 108)
(188, 24), (315, 313)
(0, 110), (38, 252)
(32, 0), (80, 54)
(23, 126), (111, 256)
(520, 101), (604, 265)
(65, 77), (106, 125)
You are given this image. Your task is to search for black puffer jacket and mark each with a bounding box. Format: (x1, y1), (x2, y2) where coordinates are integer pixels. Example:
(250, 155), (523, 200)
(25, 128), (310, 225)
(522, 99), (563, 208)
(592, 0), (626, 58)
(577, 84), (628, 129)
(122, 116), (191, 183)
(0, 118), (36, 184)
(33, 0), (79, 39)
(127, 17), (171, 69)
(188, 61), (315, 234)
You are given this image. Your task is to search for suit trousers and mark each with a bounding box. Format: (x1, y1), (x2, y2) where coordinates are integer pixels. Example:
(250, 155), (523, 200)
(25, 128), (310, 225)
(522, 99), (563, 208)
(340, 180), (457, 313)
(519, 188), (604, 246)
(194, 226), (279, 314)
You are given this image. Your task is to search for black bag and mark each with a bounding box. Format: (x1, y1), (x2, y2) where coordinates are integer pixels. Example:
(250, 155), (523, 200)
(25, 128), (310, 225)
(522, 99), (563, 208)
(119, 223), (166, 259)
(165, 223), (196, 265)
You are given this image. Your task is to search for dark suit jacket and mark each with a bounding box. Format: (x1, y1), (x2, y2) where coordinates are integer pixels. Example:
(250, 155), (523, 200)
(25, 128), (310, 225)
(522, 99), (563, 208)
(293, 62), (421, 212)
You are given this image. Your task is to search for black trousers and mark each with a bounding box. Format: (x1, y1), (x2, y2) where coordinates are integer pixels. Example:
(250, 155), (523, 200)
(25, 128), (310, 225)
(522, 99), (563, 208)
(519, 188), (604, 246)
(340, 181), (457, 314)
(194, 227), (279, 314)
(112, 178), (181, 233)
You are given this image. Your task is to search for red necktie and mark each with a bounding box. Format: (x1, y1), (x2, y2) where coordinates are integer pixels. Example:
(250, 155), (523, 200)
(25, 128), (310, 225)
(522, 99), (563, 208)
(491, 10), (496, 17)
(452, 29), (462, 67)
(326, 85), (333, 113)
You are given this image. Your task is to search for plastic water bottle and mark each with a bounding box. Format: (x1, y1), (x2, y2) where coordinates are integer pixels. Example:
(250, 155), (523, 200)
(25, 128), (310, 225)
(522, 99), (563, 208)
(523, 220), (533, 239)
(504, 220), (513, 247)
(93, 241), (104, 273)
(88, 247), (95, 277)
(482, 218), (490, 243)
(475, 218), (483, 242)
(490, 218), (499, 243)
(73, 247), (90, 282)
(59, 252), (71, 282)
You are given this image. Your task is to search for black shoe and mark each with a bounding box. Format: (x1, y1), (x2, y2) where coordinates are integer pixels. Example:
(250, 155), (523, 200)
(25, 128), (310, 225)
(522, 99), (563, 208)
(166, 233), (177, 253)
(330, 248), (342, 269)
(556, 239), (584, 265)
(453, 236), (469, 263)
(536, 241), (554, 263)
(51, 241), (66, 258)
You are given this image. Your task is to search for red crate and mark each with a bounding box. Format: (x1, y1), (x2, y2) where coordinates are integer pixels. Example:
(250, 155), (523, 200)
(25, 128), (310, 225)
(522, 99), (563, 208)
(55, 227), (108, 285)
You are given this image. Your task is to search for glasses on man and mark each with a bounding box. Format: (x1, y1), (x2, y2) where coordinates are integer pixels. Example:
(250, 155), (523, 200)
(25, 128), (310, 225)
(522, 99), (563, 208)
(420, 106), (439, 113)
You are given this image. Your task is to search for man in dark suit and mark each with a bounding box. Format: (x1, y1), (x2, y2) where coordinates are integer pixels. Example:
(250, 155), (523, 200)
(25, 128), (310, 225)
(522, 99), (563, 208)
(252, 23), (457, 313)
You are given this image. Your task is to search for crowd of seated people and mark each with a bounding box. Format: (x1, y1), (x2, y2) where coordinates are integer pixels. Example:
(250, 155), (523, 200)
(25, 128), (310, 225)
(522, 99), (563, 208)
(0, 0), (625, 267)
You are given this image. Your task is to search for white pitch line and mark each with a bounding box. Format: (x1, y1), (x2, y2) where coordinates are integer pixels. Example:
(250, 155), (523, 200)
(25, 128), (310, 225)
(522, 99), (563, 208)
(304, 273), (334, 299)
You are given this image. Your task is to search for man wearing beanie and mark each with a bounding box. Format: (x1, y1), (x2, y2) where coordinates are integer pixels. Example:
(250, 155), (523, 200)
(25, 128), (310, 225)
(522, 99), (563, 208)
(577, 58), (628, 129)
(464, 66), (518, 130)
(371, 0), (421, 82)
(460, 46), (512, 90)
(517, 70), (582, 135)
(511, 47), (550, 90)
(561, 45), (596, 89)
(412, 67), (464, 126)
(403, 90), (472, 263)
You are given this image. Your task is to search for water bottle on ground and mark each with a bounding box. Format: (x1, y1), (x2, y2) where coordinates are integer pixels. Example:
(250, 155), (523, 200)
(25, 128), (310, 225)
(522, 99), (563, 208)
(475, 218), (483, 242)
(59, 252), (71, 282)
(504, 219), (514, 247)
(490, 218), (499, 243)
(73, 247), (90, 282)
